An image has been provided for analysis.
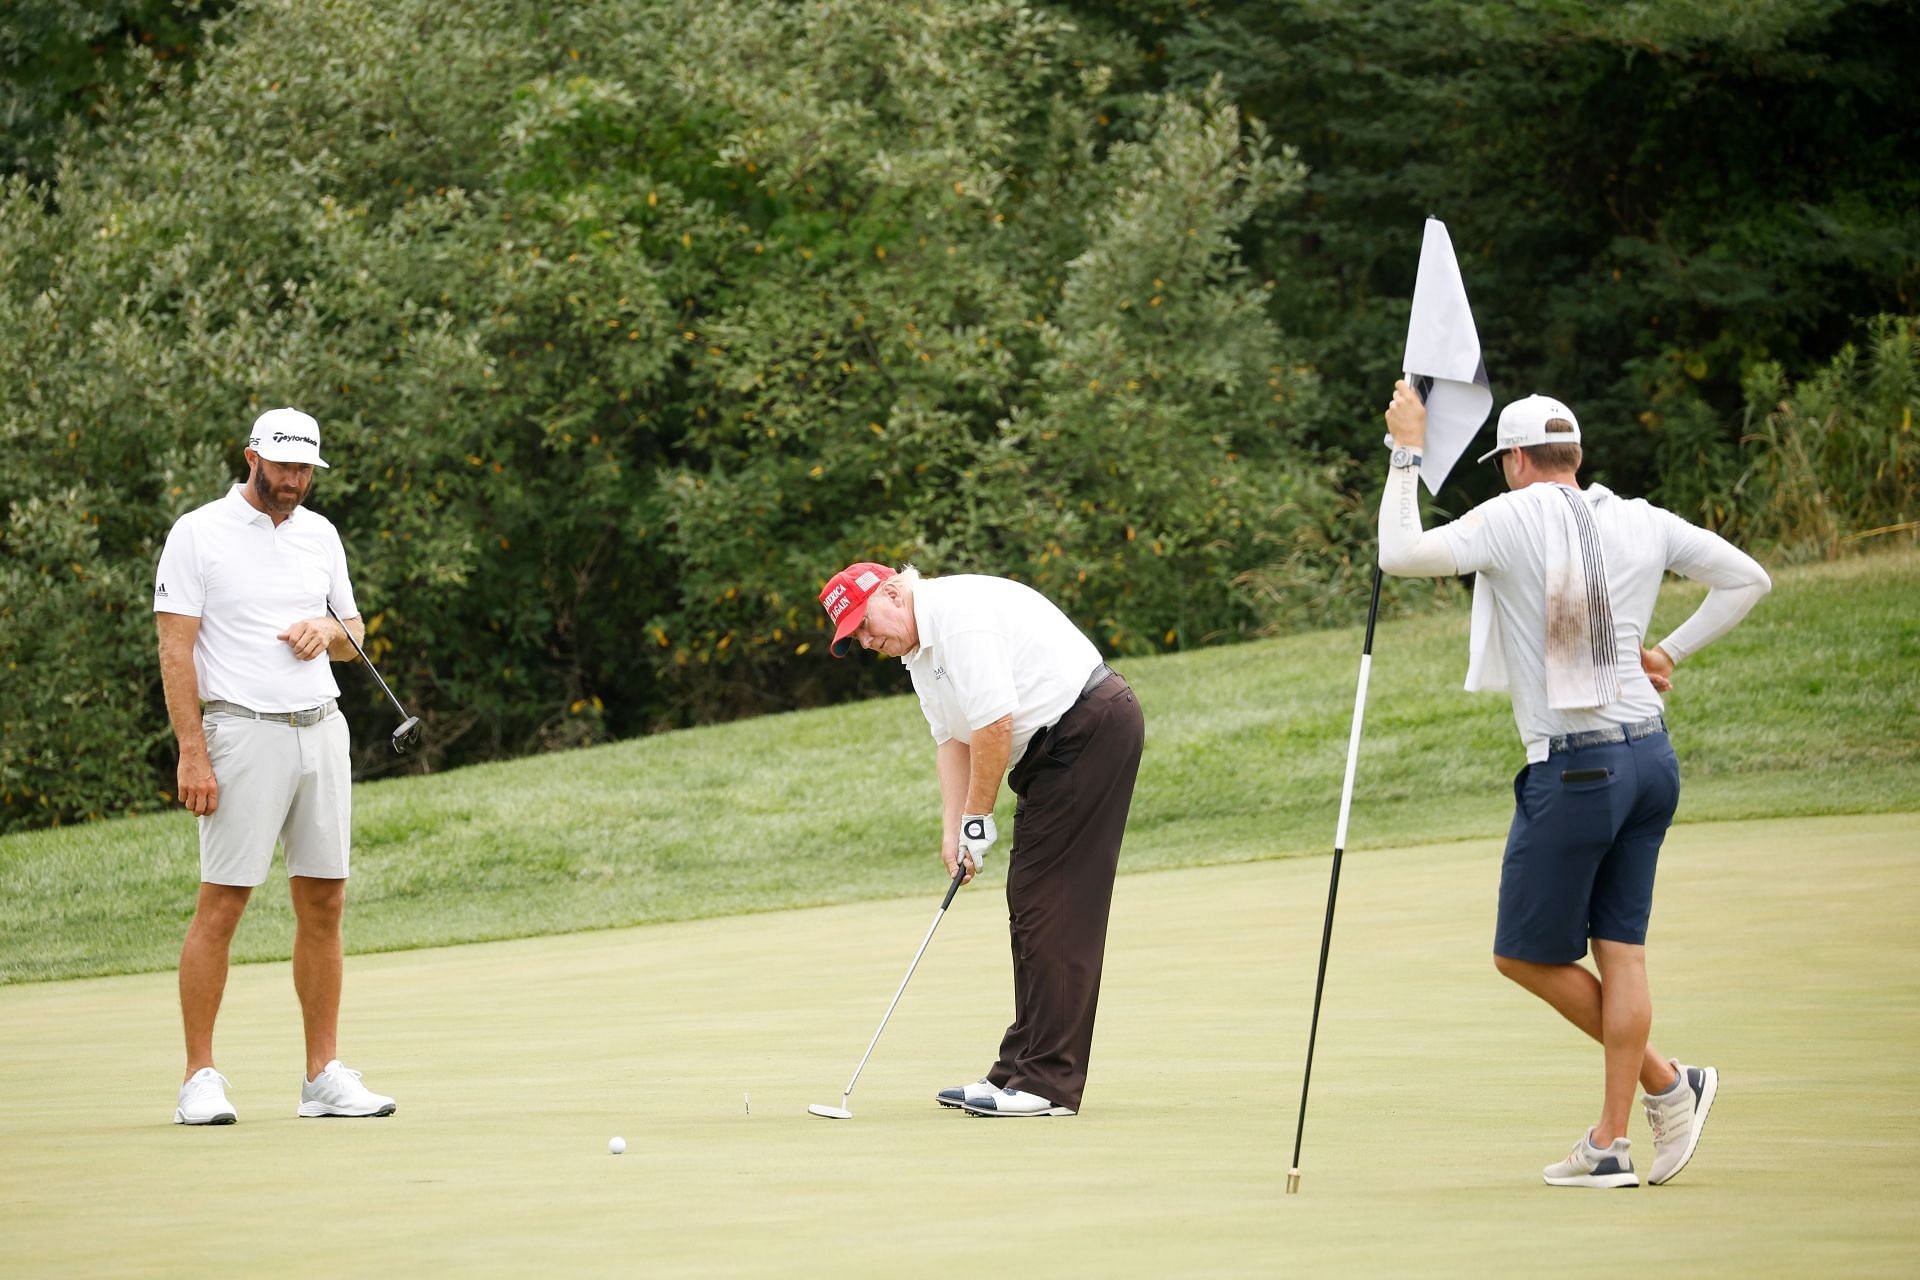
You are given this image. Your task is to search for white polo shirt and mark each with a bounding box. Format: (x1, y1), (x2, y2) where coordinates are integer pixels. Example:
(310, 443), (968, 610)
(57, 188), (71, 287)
(154, 486), (359, 712)
(901, 575), (1103, 764)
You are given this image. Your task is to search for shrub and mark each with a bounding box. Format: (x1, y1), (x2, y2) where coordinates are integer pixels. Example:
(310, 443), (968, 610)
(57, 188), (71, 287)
(0, 0), (1342, 832)
(1723, 314), (1919, 561)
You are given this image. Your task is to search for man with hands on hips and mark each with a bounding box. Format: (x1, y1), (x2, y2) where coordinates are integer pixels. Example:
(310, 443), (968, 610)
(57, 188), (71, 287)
(155, 407), (397, 1126)
(819, 562), (1146, 1117)
(1376, 378), (1769, 1188)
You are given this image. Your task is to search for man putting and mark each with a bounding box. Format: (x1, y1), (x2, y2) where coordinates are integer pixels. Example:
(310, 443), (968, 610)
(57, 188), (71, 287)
(155, 408), (396, 1125)
(1376, 381), (1770, 1187)
(819, 562), (1144, 1117)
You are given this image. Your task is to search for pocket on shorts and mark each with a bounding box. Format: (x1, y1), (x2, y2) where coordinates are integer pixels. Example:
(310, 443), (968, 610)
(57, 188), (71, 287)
(1521, 760), (1613, 823)
(202, 714), (238, 766)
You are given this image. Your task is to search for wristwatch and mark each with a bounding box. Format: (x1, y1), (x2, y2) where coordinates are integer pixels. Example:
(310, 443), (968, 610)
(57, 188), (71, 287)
(1389, 445), (1423, 470)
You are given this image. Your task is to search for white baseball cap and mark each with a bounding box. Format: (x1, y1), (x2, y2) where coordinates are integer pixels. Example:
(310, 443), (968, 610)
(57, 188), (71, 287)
(247, 407), (330, 468)
(1476, 394), (1580, 463)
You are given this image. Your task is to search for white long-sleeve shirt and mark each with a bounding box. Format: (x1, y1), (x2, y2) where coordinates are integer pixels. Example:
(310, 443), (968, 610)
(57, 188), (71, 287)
(1378, 463), (1771, 760)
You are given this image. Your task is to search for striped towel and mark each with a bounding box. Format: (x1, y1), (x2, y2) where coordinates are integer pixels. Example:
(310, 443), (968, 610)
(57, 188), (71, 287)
(1543, 484), (1621, 710)
(1462, 483), (1622, 709)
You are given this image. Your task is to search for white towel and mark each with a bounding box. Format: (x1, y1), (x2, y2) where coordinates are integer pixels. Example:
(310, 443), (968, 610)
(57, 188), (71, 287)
(1464, 484), (1622, 710)
(1464, 576), (1507, 693)
(1543, 484), (1622, 708)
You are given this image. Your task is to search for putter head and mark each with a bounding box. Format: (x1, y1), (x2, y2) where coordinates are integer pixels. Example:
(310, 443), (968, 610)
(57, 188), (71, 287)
(390, 715), (422, 755)
(807, 1104), (853, 1120)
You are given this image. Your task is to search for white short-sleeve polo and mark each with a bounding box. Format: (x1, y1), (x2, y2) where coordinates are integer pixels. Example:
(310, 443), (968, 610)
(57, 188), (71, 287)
(154, 486), (359, 712)
(901, 575), (1103, 764)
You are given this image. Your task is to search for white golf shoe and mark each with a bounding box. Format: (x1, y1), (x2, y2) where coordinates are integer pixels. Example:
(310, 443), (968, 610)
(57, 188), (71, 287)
(174, 1067), (238, 1125)
(961, 1088), (1075, 1118)
(936, 1078), (999, 1111)
(1543, 1130), (1639, 1188)
(1644, 1061), (1718, 1185)
(297, 1060), (397, 1118)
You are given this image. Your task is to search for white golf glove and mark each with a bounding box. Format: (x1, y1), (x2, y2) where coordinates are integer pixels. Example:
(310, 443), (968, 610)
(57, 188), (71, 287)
(958, 813), (996, 874)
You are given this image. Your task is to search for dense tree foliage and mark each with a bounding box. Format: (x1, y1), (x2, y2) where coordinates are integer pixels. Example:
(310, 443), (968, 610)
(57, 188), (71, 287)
(1, 0), (230, 183)
(1, 0), (1364, 829)
(1075, 0), (1920, 511)
(2, 0), (1911, 833)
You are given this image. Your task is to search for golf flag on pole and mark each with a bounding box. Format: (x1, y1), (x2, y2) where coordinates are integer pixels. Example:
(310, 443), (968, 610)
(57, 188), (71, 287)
(1289, 217), (1492, 1195)
(1400, 217), (1492, 492)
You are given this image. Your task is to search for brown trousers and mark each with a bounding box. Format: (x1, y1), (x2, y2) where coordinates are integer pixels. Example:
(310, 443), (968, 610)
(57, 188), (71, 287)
(989, 673), (1145, 1111)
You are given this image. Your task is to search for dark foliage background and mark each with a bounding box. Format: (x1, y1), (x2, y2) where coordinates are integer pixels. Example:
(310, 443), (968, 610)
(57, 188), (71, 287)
(1072, 0), (1919, 512)
(2, 0), (1912, 832)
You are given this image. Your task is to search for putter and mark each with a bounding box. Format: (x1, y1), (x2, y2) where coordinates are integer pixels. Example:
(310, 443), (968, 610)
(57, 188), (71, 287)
(326, 603), (423, 754)
(809, 861), (969, 1120)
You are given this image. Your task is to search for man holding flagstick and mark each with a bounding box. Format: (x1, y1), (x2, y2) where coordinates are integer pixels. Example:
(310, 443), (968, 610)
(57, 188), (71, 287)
(1376, 378), (1771, 1188)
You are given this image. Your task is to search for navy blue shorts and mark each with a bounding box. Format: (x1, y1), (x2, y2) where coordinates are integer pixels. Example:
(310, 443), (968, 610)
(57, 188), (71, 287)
(1494, 732), (1681, 965)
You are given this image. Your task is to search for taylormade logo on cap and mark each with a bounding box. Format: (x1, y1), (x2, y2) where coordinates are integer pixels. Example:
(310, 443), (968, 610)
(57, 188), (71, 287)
(247, 407), (331, 469)
(1476, 394), (1580, 463)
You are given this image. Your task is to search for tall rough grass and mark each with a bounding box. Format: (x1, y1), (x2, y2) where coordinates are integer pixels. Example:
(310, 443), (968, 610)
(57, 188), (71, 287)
(1728, 314), (1919, 562)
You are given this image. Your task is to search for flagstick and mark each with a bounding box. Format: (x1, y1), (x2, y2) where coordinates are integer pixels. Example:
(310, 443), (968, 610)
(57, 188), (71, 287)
(1287, 564), (1384, 1194)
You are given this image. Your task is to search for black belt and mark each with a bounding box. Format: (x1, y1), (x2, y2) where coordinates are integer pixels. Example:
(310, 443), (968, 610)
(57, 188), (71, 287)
(1018, 663), (1116, 772)
(200, 698), (337, 727)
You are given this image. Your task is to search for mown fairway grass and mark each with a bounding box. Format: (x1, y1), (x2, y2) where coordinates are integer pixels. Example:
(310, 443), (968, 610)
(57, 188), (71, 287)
(0, 814), (1914, 1277)
(2, 549), (1915, 984)
(0, 550), (1915, 1275)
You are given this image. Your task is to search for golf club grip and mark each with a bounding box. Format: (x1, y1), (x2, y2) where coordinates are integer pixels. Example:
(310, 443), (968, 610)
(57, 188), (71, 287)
(940, 863), (967, 910)
(325, 603), (410, 717)
(324, 602), (372, 665)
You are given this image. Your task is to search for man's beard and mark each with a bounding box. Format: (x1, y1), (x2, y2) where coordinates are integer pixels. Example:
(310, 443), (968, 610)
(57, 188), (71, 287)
(253, 468), (307, 515)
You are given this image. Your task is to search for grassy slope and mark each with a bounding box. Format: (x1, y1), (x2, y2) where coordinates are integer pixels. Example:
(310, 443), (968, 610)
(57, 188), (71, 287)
(0, 814), (1914, 1277)
(2, 549), (1916, 983)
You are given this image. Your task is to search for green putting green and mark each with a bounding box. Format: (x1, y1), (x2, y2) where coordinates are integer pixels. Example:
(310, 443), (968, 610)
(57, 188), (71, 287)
(2, 813), (1915, 1276)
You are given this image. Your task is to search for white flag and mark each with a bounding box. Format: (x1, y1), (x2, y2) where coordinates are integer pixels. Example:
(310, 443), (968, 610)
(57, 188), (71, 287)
(1401, 217), (1492, 494)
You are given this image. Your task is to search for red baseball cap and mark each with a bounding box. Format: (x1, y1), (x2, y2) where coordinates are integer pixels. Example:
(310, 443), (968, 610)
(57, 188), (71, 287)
(819, 562), (896, 657)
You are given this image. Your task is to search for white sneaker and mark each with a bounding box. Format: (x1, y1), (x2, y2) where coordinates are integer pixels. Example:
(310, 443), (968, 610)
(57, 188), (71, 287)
(1644, 1061), (1718, 1185)
(174, 1067), (237, 1125)
(961, 1088), (1075, 1118)
(1543, 1130), (1639, 1188)
(936, 1078), (998, 1110)
(297, 1060), (397, 1118)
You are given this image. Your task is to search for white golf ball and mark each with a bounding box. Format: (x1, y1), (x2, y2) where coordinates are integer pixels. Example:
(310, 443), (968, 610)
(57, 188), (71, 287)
(608, 1136), (627, 1155)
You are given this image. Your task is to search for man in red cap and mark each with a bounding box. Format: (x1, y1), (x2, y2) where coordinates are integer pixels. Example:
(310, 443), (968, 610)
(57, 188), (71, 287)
(819, 562), (1144, 1117)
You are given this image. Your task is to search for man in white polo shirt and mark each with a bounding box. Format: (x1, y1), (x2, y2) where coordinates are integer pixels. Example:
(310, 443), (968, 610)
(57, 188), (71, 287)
(1376, 379), (1769, 1188)
(818, 562), (1146, 1117)
(154, 407), (396, 1125)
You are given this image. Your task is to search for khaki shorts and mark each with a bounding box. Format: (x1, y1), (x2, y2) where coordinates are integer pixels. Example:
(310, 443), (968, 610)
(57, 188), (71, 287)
(199, 709), (352, 886)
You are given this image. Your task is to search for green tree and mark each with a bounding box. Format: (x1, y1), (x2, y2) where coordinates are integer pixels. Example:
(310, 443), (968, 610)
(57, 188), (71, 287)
(0, 0), (229, 183)
(0, 0), (1342, 832)
(1073, 0), (1920, 506)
